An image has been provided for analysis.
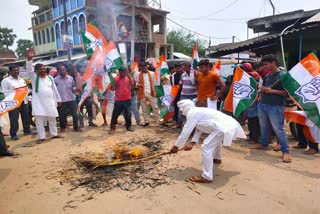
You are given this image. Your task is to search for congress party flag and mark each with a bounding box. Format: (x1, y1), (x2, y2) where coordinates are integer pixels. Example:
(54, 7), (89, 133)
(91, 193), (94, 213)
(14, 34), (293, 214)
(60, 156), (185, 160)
(191, 43), (199, 70)
(0, 86), (28, 117)
(224, 67), (258, 116)
(81, 23), (108, 59)
(104, 41), (123, 73)
(281, 53), (320, 127)
(284, 111), (320, 143)
(78, 75), (94, 109)
(155, 85), (180, 122)
(155, 54), (170, 85)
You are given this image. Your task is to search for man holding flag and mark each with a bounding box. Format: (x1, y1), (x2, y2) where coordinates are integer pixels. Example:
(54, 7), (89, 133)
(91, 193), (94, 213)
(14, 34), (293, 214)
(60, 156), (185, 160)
(251, 55), (291, 163)
(1, 65), (32, 140)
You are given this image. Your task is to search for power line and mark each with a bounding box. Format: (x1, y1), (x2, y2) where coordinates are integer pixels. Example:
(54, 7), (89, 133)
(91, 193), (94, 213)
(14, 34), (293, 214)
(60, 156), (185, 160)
(168, 16), (248, 24)
(167, 17), (232, 40)
(196, 0), (241, 19)
(163, 0), (241, 20)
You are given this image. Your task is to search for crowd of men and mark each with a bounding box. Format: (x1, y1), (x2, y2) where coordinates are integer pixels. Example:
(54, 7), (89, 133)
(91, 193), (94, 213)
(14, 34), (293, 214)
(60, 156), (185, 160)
(0, 54), (318, 165)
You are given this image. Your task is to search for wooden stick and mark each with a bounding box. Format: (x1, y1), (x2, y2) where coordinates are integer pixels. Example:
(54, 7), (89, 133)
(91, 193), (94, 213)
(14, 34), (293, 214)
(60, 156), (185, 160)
(93, 151), (172, 169)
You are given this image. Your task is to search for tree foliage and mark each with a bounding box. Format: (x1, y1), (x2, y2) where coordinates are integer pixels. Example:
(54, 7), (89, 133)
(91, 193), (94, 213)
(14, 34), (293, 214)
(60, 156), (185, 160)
(0, 27), (17, 50)
(16, 39), (34, 58)
(166, 28), (207, 57)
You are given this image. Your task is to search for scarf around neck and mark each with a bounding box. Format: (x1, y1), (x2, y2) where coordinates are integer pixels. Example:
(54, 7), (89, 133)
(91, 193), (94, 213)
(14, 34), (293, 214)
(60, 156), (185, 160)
(35, 74), (53, 93)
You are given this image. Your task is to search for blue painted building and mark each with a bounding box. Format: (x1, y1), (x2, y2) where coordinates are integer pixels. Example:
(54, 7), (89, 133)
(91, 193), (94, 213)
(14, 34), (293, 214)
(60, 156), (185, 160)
(52, 0), (86, 56)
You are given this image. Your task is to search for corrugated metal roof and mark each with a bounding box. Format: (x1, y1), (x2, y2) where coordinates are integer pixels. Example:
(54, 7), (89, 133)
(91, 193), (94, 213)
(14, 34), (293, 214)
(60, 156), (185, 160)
(207, 24), (319, 54)
(303, 12), (320, 24)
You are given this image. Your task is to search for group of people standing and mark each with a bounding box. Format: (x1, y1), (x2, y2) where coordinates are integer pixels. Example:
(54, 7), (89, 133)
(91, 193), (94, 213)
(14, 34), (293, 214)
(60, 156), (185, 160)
(0, 54), (318, 163)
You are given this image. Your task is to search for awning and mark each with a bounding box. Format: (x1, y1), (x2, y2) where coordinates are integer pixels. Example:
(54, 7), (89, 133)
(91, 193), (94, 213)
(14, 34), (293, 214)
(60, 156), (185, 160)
(303, 12), (320, 24)
(206, 23), (320, 57)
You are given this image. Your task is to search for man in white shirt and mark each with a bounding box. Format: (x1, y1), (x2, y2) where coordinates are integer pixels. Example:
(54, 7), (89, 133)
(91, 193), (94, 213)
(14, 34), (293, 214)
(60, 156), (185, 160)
(1, 65), (31, 140)
(170, 100), (246, 183)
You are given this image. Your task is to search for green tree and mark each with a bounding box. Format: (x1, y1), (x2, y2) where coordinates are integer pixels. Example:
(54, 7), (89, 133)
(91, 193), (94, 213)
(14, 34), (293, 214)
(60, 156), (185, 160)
(0, 27), (17, 50)
(16, 39), (34, 58)
(166, 28), (207, 57)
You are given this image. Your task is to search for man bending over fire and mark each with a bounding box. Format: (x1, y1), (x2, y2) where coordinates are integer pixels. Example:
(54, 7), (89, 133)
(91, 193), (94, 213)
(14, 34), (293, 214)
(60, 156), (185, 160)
(170, 100), (246, 183)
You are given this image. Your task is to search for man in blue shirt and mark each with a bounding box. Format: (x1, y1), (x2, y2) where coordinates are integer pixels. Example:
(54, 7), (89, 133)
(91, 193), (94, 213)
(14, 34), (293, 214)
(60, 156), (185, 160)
(251, 55), (291, 163)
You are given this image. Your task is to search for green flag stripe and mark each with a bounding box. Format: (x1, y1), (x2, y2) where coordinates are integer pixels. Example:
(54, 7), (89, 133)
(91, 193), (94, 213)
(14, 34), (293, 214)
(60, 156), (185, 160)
(281, 73), (320, 127)
(80, 32), (94, 59)
(234, 77), (257, 117)
(109, 57), (123, 72)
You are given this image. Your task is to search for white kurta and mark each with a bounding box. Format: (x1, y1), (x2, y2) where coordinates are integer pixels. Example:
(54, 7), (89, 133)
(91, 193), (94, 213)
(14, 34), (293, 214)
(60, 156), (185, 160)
(26, 60), (61, 117)
(31, 76), (61, 117)
(175, 107), (246, 180)
(175, 107), (246, 148)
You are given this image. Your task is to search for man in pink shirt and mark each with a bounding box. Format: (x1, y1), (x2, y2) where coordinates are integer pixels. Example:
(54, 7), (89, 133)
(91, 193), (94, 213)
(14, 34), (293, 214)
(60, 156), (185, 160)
(109, 66), (135, 134)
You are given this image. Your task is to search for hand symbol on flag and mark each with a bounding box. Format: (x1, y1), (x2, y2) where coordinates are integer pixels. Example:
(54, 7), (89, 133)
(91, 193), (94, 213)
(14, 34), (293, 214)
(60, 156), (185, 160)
(0, 101), (19, 113)
(233, 82), (254, 99)
(160, 95), (174, 107)
(296, 76), (320, 103)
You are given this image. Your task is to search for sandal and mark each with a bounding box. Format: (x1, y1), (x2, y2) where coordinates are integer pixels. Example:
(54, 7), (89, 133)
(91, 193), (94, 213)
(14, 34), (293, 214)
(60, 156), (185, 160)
(250, 144), (268, 150)
(51, 135), (64, 139)
(189, 176), (212, 183)
(304, 149), (318, 155)
(290, 143), (305, 149)
(282, 153), (292, 163)
(36, 139), (45, 144)
(273, 144), (281, 152)
(213, 159), (222, 164)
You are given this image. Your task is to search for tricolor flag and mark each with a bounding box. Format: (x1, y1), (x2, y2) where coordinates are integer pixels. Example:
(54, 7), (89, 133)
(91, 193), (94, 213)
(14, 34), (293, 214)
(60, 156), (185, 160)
(155, 54), (170, 85)
(78, 76), (94, 108)
(101, 85), (115, 117)
(81, 23), (108, 59)
(131, 62), (139, 77)
(281, 53), (320, 127)
(0, 86), (28, 117)
(212, 60), (221, 75)
(155, 85), (180, 122)
(223, 67), (258, 116)
(104, 41), (123, 73)
(191, 43), (199, 70)
(284, 111), (320, 143)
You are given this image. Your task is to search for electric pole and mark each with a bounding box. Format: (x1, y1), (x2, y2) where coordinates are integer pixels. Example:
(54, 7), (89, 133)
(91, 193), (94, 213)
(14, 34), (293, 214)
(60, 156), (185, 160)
(130, 0), (136, 64)
(268, 0), (275, 15)
(63, 0), (71, 64)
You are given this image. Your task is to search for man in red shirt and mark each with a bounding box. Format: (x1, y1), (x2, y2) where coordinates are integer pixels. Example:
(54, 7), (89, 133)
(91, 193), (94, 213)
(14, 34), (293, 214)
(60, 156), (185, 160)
(109, 66), (135, 134)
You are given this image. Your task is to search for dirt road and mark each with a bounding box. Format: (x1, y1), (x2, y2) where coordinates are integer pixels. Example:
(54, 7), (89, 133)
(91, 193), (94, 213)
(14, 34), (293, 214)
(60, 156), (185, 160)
(0, 118), (319, 214)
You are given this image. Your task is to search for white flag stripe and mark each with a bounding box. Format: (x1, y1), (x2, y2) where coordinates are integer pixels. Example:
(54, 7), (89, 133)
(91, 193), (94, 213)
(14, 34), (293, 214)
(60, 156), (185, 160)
(107, 49), (121, 60)
(84, 32), (97, 42)
(233, 72), (251, 113)
(289, 63), (313, 85)
(163, 85), (171, 96)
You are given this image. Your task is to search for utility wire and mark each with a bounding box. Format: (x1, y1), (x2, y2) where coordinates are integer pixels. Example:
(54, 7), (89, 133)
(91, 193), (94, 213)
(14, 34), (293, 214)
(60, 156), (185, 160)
(196, 0), (241, 19)
(166, 0), (241, 20)
(168, 15), (252, 24)
(167, 17), (232, 40)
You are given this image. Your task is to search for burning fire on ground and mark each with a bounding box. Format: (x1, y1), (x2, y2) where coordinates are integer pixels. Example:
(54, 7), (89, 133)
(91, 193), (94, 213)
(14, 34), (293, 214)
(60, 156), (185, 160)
(57, 136), (177, 194)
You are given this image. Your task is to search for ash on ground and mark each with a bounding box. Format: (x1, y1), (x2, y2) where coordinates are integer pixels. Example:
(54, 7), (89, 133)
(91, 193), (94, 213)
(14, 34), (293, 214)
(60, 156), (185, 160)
(59, 136), (173, 193)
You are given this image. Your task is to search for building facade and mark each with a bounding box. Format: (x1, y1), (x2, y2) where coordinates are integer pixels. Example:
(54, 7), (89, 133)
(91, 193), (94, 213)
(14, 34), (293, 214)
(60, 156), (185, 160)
(29, 0), (170, 60)
(29, 0), (57, 56)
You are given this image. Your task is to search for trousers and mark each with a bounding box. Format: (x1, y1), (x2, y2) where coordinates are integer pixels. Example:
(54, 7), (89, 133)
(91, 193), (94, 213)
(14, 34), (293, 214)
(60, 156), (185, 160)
(58, 101), (79, 130)
(0, 129), (10, 156)
(8, 103), (31, 137)
(201, 129), (224, 180)
(111, 100), (132, 129)
(258, 102), (289, 153)
(140, 94), (160, 123)
(35, 116), (58, 139)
